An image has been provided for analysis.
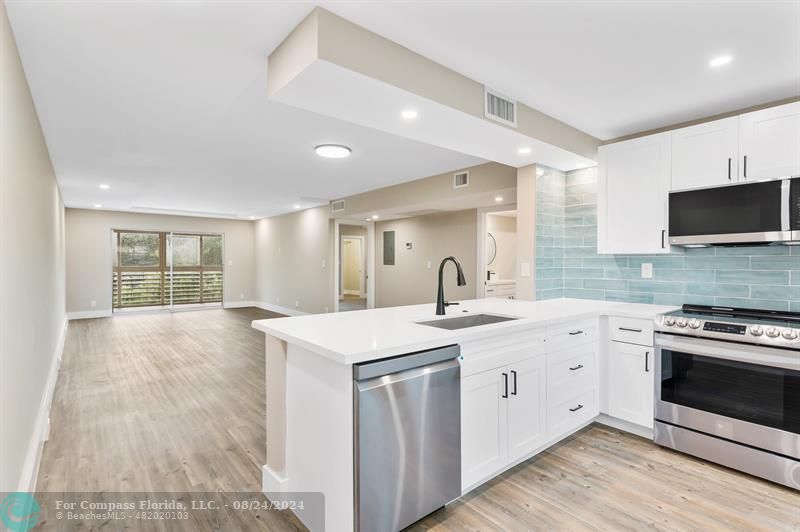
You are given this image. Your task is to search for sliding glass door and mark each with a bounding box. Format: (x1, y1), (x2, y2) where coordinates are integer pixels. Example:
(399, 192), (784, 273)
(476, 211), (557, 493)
(113, 230), (223, 310)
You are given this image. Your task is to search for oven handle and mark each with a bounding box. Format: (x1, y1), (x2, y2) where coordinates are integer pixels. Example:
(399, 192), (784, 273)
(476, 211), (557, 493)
(654, 333), (798, 371)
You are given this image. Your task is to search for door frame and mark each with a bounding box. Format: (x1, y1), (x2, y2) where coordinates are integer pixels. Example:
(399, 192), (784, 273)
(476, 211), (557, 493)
(340, 235), (366, 297)
(477, 205), (517, 298)
(333, 219), (375, 312)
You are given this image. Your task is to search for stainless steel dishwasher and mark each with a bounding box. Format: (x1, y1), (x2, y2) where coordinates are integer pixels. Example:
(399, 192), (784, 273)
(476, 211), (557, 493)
(354, 344), (461, 532)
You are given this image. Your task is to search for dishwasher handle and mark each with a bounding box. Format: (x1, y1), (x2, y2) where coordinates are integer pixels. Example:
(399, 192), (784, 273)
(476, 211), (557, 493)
(356, 358), (460, 392)
(354, 344), (460, 381)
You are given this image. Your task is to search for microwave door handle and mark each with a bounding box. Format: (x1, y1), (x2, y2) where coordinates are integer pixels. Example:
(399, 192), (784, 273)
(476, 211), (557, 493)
(781, 179), (790, 231)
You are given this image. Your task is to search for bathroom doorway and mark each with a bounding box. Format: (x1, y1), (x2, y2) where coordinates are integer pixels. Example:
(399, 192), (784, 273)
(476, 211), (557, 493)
(479, 209), (517, 299)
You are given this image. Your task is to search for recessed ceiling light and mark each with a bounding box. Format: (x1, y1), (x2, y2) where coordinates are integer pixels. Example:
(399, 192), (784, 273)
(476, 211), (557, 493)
(709, 55), (732, 68)
(518, 147), (532, 155)
(293, 204), (301, 209)
(401, 109), (418, 120)
(495, 196), (503, 202)
(315, 144), (351, 159)
(574, 163), (587, 169)
(93, 204), (102, 208)
(248, 215), (256, 219)
(99, 184), (110, 190)
(371, 214), (379, 220)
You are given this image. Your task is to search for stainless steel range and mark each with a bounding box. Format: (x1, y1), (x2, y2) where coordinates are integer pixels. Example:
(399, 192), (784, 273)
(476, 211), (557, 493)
(653, 304), (800, 489)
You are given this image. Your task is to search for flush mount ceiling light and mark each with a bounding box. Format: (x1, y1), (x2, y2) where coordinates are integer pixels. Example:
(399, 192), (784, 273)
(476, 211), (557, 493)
(518, 147), (532, 155)
(99, 183), (110, 190)
(315, 144), (351, 159)
(401, 109), (418, 120)
(709, 55), (733, 68)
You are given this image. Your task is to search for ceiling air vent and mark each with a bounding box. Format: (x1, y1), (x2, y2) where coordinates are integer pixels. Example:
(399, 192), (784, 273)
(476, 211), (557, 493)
(484, 87), (517, 128)
(453, 171), (469, 189)
(331, 199), (346, 213)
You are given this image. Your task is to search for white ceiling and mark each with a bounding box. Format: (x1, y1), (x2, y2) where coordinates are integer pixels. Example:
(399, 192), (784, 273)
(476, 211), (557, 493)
(7, 1), (799, 218)
(5, 1), (481, 218)
(323, 1), (800, 140)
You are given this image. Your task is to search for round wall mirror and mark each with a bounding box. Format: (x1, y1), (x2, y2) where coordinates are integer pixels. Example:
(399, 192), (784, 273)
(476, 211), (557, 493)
(486, 232), (497, 265)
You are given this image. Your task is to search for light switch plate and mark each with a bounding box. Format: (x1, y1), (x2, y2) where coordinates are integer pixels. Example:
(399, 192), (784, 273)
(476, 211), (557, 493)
(641, 263), (653, 279)
(521, 262), (531, 277)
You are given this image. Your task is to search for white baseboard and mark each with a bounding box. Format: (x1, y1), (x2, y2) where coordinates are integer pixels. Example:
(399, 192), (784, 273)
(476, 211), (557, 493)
(342, 289), (360, 296)
(67, 309), (112, 320)
(18, 316), (68, 492)
(253, 301), (308, 317)
(262, 464), (289, 497)
(223, 300), (259, 309)
(594, 414), (654, 440)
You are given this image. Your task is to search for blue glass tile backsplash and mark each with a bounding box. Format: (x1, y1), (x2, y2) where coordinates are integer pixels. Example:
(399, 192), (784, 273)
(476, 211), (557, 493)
(535, 167), (800, 312)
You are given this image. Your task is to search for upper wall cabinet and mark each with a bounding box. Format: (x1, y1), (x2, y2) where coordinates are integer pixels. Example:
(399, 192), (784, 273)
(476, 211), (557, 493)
(739, 102), (800, 181)
(671, 116), (739, 191)
(597, 132), (671, 255)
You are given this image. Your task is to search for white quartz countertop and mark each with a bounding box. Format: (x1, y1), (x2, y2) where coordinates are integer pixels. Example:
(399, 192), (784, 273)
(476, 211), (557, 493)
(252, 298), (677, 365)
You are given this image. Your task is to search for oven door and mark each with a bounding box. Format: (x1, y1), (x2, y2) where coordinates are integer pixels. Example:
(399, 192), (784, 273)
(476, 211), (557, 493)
(668, 178), (793, 245)
(655, 333), (800, 459)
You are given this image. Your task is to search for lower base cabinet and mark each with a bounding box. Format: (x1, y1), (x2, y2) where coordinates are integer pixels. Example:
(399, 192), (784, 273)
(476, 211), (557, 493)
(461, 356), (546, 489)
(607, 340), (654, 428)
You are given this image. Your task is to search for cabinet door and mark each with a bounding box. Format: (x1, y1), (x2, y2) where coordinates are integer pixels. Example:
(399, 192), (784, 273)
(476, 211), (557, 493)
(507, 356), (547, 462)
(671, 116), (739, 191)
(607, 341), (654, 428)
(461, 369), (508, 489)
(739, 102), (800, 180)
(598, 132), (671, 254)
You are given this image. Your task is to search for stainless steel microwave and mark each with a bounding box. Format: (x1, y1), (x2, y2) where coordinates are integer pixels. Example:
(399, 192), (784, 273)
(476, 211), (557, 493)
(668, 177), (800, 246)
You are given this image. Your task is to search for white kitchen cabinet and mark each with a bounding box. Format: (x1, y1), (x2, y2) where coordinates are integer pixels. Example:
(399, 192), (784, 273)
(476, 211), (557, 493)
(461, 369), (507, 489)
(671, 116), (739, 191)
(597, 132), (671, 254)
(739, 102), (800, 181)
(607, 341), (654, 428)
(506, 356), (547, 462)
(461, 355), (547, 489)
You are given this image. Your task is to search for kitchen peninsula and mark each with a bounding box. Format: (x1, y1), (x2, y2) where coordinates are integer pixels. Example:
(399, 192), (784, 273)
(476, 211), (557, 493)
(252, 298), (676, 532)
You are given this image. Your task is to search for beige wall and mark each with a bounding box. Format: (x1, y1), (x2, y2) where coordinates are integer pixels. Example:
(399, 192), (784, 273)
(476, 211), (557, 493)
(516, 165), (537, 300)
(487, 214), (517, 280)
(254, 205), (334, 314)
(375, 210), (478, 308)
(1, 1), (66, 491)
(65, 209), (256, 314)
(332, 162), (517, 219)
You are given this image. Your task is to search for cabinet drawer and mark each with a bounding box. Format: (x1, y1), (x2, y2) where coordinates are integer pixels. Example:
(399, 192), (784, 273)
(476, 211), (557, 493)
(547, 346), (596, 397)
(548, 388), (597, 439)
(608, 317), (654, 346)
(546, 319), (596, 350)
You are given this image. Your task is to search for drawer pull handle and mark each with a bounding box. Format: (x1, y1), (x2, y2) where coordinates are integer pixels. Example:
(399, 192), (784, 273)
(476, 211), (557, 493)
(619, 327), (642, 333)
(569, 404), (584, 413)
(569, 364), (584, 371)
(568, 330), (584, 336)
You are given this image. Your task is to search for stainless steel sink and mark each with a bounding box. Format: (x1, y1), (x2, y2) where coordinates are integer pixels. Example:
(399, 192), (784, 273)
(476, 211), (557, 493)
(416, 313), (519, 330)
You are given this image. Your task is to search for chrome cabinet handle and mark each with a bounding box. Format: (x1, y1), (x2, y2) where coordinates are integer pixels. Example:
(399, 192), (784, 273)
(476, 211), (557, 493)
(619, 327), (642, 333)
(569, 404), (584, 413)
(568, 330), (583, 336)
(569, 364), (584, 371)
(502, 372), (508, 399)
(510, 370), (517, 395)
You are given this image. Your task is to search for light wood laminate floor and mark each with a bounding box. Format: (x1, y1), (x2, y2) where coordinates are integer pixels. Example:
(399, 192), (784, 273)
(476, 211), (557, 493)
(38, 308), (799, 531)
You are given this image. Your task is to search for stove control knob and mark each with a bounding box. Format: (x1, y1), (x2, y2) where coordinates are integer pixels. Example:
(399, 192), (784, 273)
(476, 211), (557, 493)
(664, 316), (676, 326)
(688, 319), (701, 329)
(765, 327), (780, 338)
(750, 325), (764, 336)
(782, 329), (798, 340)
(676, 318), (688, 328)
